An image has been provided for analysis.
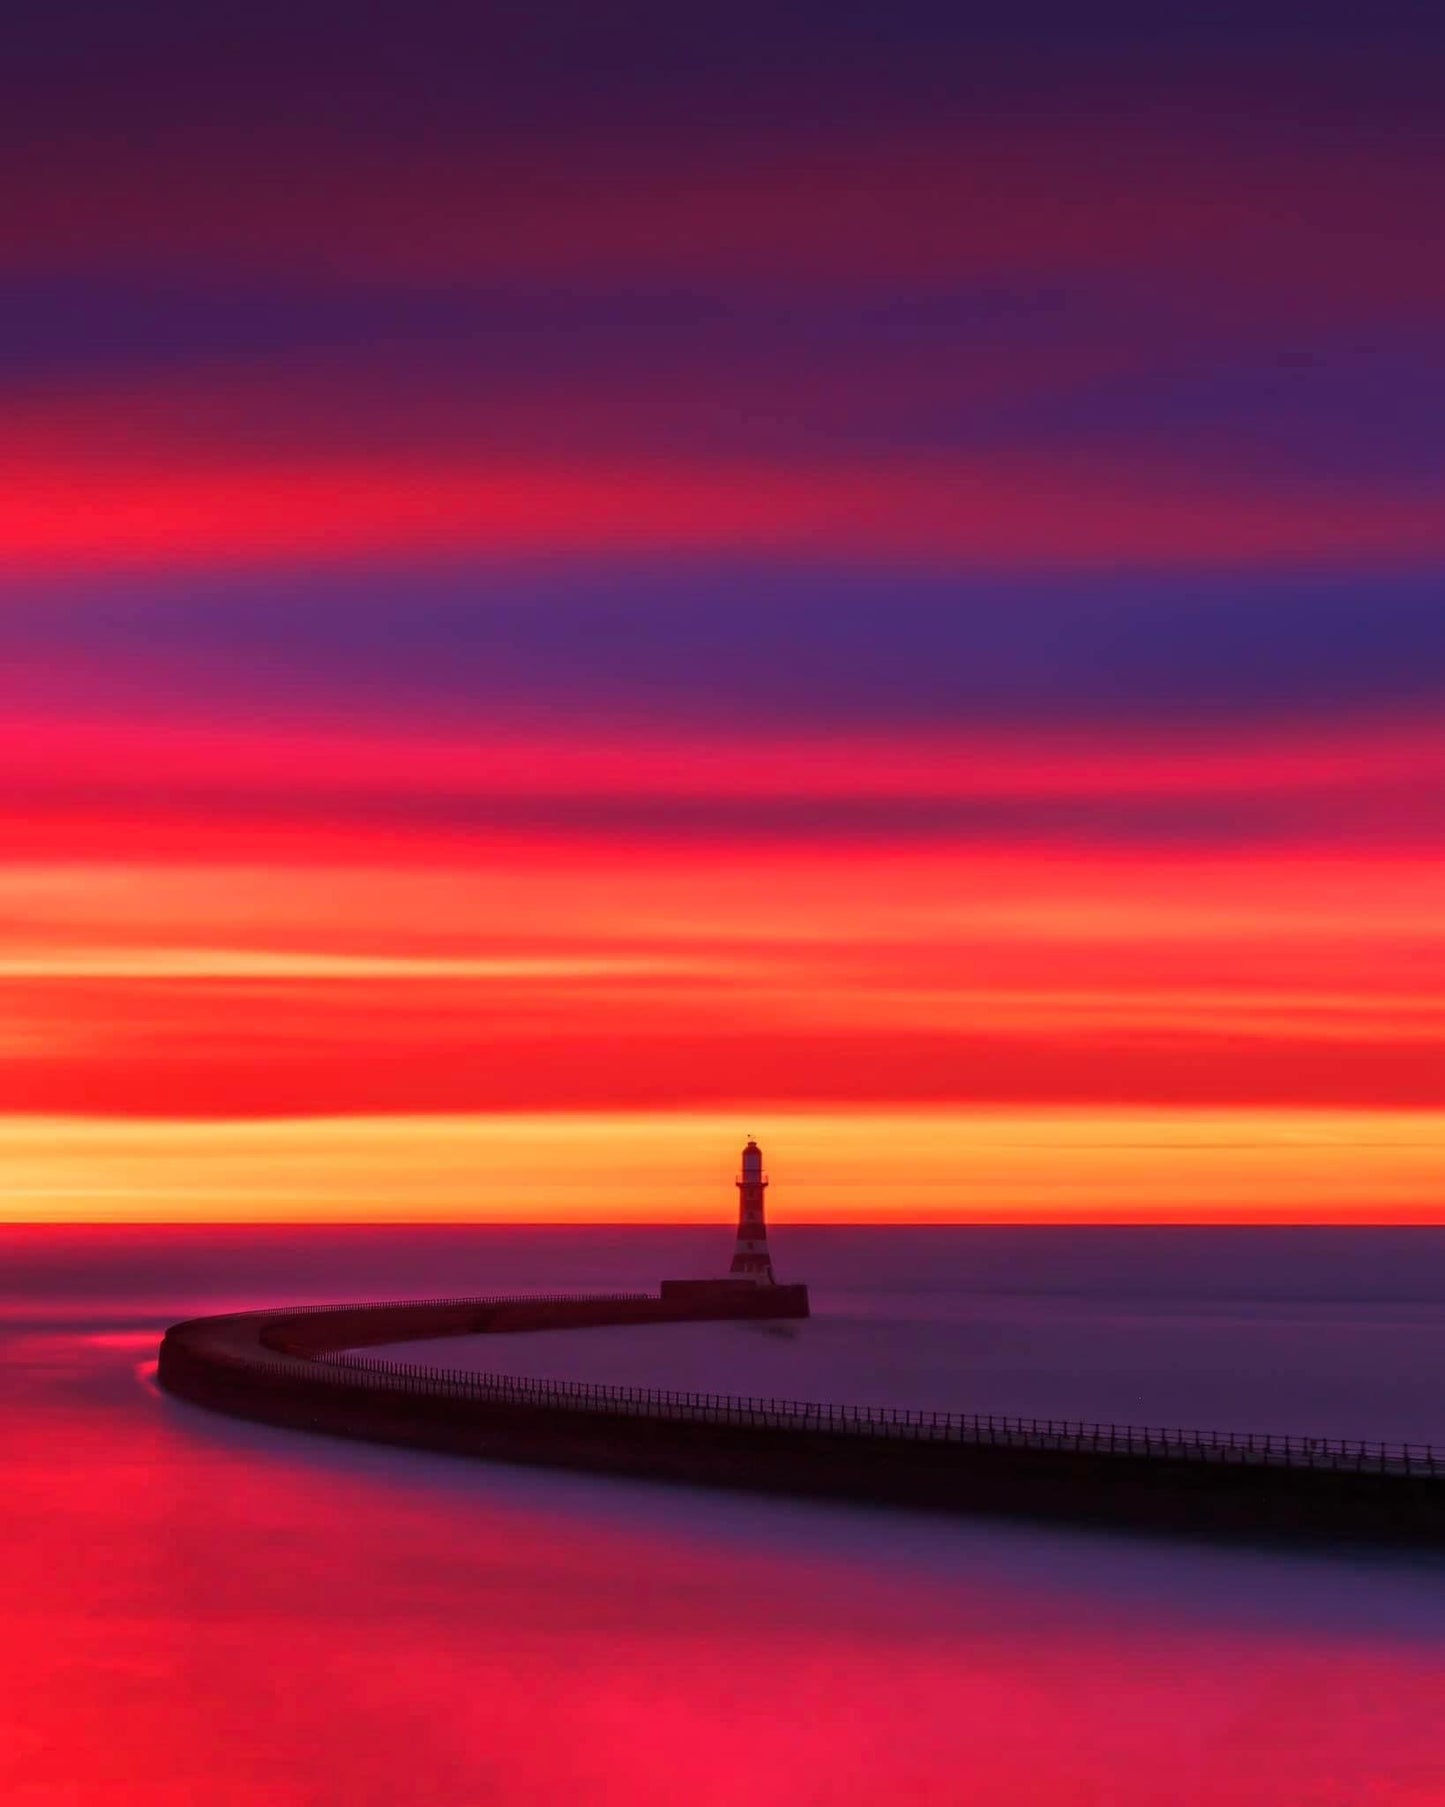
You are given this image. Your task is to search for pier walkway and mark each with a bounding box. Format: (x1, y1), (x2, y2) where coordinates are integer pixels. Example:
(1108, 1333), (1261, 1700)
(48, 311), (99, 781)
(158, 1290), (1445, 1544)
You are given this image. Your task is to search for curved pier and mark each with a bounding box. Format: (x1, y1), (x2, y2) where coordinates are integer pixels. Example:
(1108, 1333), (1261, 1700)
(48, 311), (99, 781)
(158, 1291), (1445, 1545)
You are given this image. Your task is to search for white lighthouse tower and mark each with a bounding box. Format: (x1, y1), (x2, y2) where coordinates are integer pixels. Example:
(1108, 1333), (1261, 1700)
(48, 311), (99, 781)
(729, 1138), (775, 1284)
(658, 1137), (806, 1314)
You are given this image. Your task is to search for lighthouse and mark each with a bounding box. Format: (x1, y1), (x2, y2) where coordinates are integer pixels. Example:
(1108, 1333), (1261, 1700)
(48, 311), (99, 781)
(729, 1138), (775, 1284)
(657, 1138), (808, 1316)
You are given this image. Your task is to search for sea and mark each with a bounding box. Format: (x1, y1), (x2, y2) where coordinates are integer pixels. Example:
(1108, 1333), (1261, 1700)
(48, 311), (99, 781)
(6, 1224), (1445, 1805)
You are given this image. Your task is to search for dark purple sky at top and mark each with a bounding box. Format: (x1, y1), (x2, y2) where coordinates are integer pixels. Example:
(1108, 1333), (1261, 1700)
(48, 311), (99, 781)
(7, 1), (1443, 137)
(4, 0), (1443, 755)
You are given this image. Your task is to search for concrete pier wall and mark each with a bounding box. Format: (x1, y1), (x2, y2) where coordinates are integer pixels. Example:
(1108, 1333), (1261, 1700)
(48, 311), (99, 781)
(157, 1290), (1445, 1546)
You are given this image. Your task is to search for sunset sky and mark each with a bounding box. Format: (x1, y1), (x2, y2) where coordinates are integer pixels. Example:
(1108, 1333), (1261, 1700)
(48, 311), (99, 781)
(5, 2), (1444, 1220)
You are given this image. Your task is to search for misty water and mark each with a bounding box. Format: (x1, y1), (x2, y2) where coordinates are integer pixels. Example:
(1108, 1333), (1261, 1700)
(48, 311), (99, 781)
(7, 1225), (1445, 1803)
(375, 1228), (1445, 1444)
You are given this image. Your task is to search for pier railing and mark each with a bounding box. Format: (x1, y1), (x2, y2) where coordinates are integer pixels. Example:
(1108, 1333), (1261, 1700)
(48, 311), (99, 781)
(196, 1292), (651, 1323)
(280, 1347), (1444, 1478)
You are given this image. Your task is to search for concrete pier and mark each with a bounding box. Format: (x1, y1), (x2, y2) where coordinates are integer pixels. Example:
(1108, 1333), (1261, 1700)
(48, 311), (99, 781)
(157, 1287), (1445, 1547)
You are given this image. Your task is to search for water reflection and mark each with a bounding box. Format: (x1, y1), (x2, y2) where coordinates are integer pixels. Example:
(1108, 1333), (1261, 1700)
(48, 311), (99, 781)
(5, 1231), (1445, 1803)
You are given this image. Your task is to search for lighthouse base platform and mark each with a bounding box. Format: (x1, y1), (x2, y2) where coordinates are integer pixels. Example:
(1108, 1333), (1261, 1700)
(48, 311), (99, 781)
(658, 1279), (810, 1319)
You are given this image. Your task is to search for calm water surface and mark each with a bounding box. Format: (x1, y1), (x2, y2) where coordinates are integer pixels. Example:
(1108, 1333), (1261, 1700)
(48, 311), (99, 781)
(5, 1225), (1445, 1805)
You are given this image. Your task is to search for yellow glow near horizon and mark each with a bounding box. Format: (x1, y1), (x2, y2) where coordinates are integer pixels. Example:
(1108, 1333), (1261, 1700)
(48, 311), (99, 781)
(3, 1108), (1443, 1223)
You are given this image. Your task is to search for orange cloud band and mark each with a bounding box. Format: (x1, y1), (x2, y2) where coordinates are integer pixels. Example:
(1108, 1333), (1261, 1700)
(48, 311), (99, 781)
(6, 1109), (1443, 1223)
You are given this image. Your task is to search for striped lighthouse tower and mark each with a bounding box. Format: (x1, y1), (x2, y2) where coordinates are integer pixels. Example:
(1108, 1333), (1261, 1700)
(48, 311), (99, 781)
(729, 1138), (775, 1284)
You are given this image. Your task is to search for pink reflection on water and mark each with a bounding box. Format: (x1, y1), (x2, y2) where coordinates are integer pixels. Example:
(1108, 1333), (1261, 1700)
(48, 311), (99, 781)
(5, 1301), (1445, 1801)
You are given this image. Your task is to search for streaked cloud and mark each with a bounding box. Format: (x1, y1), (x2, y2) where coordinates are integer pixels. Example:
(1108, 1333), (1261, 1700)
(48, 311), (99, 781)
(2, 1), (1442, 1215)
(5, 1108), (1442, 1222)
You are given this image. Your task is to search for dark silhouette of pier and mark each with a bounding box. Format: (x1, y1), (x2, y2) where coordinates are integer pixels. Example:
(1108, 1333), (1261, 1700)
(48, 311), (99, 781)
(158, 1288), (1445, 1546)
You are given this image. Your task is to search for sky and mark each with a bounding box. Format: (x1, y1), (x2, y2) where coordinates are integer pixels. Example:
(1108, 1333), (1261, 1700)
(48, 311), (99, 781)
(4, 1), (1444, 1220)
